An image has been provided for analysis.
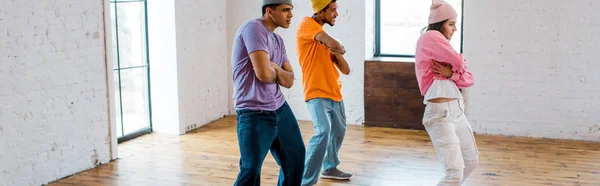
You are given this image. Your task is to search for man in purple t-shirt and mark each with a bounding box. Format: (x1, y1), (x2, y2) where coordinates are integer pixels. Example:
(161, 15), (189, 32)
(230, 0), (305, 185)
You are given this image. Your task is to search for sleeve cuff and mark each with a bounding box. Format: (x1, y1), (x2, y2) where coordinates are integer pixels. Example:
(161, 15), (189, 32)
(450, 71), (461, 81)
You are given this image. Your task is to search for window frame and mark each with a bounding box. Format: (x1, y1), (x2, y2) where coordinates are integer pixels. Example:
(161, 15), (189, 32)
(111, 0), (153, 143)
(374, 0), (465, 58)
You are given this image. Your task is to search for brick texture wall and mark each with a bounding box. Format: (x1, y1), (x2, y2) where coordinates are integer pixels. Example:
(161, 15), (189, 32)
(0, 0), (111, 185)
(463, 0), (600, 141)
(175, 0), (230, 133)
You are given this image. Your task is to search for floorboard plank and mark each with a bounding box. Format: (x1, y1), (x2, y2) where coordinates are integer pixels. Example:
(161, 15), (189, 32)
(49, 116), (600, 186)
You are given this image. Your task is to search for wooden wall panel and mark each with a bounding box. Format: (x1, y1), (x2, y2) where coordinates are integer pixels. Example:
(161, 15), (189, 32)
(364, 61), (425, 130)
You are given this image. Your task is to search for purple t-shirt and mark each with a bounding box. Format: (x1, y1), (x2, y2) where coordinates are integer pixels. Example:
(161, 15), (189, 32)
(231, 18), (288, 111)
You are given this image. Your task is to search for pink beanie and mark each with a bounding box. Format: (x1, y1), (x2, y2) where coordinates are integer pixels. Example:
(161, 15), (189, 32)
(428, 0), (457, 24)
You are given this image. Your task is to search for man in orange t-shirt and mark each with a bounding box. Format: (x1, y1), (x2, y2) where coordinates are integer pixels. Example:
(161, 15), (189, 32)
(296, 0), (352, 185)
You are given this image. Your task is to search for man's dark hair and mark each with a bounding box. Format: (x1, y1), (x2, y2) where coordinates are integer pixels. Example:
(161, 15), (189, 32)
(313, 0), (337, 15)
(262, 4), (280, 15)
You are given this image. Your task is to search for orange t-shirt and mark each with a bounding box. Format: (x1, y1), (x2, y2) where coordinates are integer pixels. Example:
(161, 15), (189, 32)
(296, 17), (343, 102)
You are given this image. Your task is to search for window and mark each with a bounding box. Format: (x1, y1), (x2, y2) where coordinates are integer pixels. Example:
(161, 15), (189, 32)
(110, 0), (153, 143)
(375, 0), (464, 58)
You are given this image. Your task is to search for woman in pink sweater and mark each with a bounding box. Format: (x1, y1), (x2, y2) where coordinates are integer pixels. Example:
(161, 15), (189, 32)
(415, 0), (479, 185)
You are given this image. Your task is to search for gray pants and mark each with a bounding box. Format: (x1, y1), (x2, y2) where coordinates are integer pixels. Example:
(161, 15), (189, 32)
(423, 100), (480, 186)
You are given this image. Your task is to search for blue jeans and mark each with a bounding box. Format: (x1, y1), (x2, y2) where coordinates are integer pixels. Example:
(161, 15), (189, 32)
(234, 102), (306, 186)
(302, 98), (347, 186)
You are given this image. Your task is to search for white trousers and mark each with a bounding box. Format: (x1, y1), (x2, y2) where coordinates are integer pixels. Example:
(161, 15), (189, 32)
(423, 100), (480, 186)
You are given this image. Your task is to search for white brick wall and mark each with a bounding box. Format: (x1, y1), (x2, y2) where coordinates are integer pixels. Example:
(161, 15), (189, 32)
(463, 0), (600, 141)
(322, 0), (366, 125)
(175, 0), (230, 133)
(227, 0), (262, 115)
(227, 0), (366, 125)
(0, 0), (111, 185)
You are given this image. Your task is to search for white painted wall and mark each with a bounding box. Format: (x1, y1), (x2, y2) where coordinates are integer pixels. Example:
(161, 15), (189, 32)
(175, 0), (229, 133)
(147, 0), (230, 135)
(365, 0), (375, 59)
(227, 0), (366, 125)
(463, 0), (600, 141)
(147, 0), (181, 135)
(0, 0), (112, 185)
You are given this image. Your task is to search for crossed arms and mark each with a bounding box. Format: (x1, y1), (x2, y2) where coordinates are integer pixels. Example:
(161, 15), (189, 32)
(245, 23), (350, 89)
(315, 31), (351, 75)
(428, 33), (474, 88)
(248, 51), (294, 88)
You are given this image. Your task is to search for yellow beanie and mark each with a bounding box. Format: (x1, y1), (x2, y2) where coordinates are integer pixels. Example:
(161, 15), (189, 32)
(311, 0), (332, 13)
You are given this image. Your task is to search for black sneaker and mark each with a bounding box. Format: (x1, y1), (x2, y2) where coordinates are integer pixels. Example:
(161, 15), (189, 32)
(320, 168), (352, 180)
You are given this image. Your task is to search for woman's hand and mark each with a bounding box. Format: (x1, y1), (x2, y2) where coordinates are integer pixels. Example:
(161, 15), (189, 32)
(432, 61), (453, 78)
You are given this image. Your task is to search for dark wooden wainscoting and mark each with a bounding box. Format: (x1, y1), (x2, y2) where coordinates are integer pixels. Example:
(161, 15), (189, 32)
(364, 60), (425, 130)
